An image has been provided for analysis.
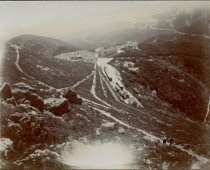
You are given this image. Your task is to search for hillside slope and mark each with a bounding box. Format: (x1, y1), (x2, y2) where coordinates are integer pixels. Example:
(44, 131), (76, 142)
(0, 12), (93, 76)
(1, 33), (210, 169)
(110, 33), (210, 120)
(2, 34), (94, 92)
(9, 34), (77, 57)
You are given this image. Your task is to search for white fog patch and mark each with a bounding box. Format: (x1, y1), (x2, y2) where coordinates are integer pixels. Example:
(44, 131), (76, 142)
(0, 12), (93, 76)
(191, 160), (210, 170)
(60, 141), (135, 169)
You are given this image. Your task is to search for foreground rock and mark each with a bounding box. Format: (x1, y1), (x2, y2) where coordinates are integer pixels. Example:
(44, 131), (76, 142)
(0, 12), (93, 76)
(44, 97), (70, 116)
(12, 88), (44, 111)
(62, 88), (82, 105)
(0, 83), (12, 100)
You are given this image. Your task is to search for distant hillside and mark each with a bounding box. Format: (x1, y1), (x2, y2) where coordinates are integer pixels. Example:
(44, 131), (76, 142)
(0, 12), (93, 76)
(153, 8), (210, 36)
(172, 8), (210, 36)
(88, 27), (172, 47)
(67, 8), (209, 50)
(2, 34), (93, 92)
(8, 34), (77, 57)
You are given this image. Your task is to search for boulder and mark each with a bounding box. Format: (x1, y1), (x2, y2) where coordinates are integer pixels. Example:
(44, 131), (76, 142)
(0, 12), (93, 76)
(101, 121), (118, 131)
(12, 88), (44, 111)
(118, 127), (126, 134)
(101, 122), (116, 128)
(44, 98), (70, 116)
(26, 93), (44, 111)
(0, 83), (12, 100)
(12, 82), (36, 93)
(62, 88), (82, 105)
(12, 89), (28, 101)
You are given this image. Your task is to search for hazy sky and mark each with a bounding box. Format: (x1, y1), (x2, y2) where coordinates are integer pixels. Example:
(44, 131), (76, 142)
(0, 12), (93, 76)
(0, 1), (209, 68)
(0, 1), (209, 42)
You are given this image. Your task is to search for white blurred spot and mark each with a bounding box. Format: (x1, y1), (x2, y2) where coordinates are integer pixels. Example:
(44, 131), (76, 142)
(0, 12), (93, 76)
(60, 141), (135, 169)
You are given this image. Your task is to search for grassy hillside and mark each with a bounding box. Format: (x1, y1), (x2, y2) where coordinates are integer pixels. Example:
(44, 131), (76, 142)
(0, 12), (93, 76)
(110, 33), (210, 120)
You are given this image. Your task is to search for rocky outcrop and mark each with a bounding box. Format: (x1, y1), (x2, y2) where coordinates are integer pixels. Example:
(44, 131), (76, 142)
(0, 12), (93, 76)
(0, 83), (12, 100)
(1, 95), (72, 155)
(62, 88), (82, 105)
(0, 82), (44, 112)
(44, 97), (70, 116)
(12, 88), (44, 111)
(19, 149), (64, 170)
(25, 93), (44, 112)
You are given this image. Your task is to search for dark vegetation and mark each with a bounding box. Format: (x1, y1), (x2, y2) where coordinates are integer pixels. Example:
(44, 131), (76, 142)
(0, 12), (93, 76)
(111, 33), (210, 120)
(172, 8), (210, 36)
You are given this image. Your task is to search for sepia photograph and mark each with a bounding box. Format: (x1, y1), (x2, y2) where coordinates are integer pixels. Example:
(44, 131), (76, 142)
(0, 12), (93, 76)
(0, 1), (210, 169)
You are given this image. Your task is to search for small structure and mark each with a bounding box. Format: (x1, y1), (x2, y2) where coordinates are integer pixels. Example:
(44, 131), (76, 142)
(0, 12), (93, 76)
(78, 50), (97, 63)
(163, 138), (167, 145)
(117, 41), (139, 51)
(126, 41), (139, 50)
(55, 50), (97, 63)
